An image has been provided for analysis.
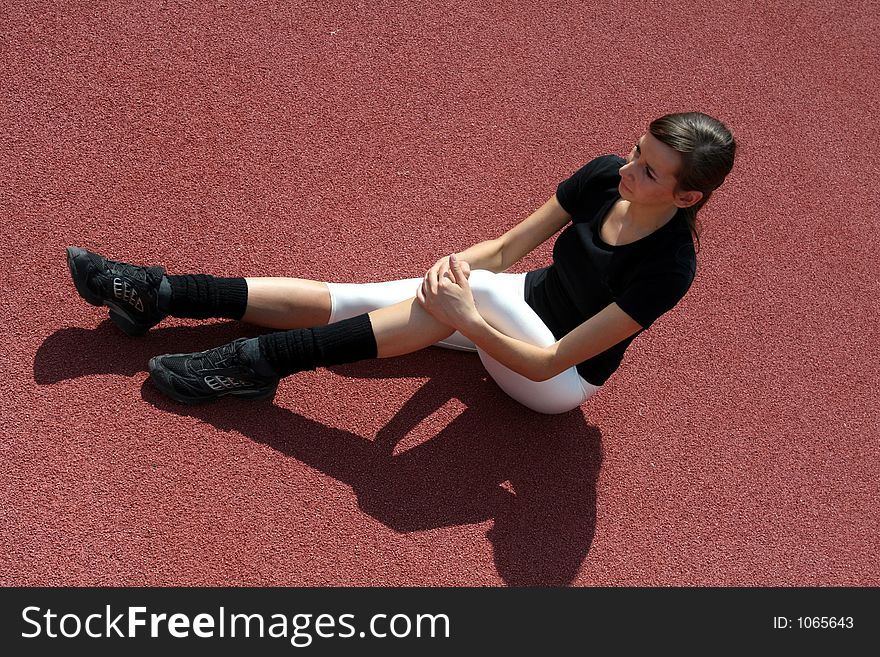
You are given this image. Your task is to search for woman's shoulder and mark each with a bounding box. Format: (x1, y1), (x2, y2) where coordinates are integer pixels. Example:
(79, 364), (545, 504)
(666, 227), (697, 282)
(565, 153), (625, 182)
(640, 216), (697, 280)
(557, 154), (626, 215)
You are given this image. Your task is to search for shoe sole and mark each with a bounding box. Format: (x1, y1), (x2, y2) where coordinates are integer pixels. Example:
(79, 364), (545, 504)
(148, 356), (278, 405)
(66, 246), (151, 337)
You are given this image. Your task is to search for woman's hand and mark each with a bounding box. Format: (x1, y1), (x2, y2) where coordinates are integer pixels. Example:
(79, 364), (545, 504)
(419, 253), (471, 308)
(424, 253), (471, 288)
(417, 254), (479, 330)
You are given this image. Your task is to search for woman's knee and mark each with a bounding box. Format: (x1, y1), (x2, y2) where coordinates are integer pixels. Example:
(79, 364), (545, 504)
(509, 382), (587, 415)
(525, 384), (588, 415)
(467, 270), (556, 348)
(467, 269), (502, 305)
(468, 270), (521, 323)
(478, 350), (591, 414)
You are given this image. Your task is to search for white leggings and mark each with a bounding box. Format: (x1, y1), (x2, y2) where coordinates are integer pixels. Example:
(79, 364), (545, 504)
(326, 270), (599, 414)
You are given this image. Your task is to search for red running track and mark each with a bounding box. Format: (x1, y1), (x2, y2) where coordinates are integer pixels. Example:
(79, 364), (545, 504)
(1, 0), (877, 586)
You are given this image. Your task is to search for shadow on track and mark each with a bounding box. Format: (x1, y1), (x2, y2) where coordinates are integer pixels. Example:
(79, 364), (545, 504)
(33, 320), (260, 383)
(35, 322), (603, 586)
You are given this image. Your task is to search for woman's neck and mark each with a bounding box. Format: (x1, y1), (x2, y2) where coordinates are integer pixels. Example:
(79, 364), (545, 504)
(618, 199), (678, 232)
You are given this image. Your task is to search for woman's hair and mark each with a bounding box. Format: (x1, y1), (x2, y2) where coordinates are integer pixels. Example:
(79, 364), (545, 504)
(648, 112), (737, 251)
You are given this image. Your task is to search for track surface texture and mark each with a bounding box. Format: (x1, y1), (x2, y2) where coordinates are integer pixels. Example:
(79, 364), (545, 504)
(2, 0), (877, 586)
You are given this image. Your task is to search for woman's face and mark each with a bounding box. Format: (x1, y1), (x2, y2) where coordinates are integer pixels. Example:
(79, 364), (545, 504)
(618, 132), (699, 209)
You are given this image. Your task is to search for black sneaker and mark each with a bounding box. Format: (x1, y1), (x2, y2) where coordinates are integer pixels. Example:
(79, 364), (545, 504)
(148, 338), (279, 405)
(66, 246), (166, 336)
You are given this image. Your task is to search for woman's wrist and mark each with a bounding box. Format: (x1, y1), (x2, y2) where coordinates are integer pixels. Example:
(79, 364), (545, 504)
(456, 239), (504, 273)
(457, 311), (488, 341)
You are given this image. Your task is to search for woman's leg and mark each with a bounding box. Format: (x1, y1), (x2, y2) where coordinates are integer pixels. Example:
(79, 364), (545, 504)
(325, 277), (478, 352)
(367, 296), (458, 357)
(455, 270), (599, 414)
(241, 277), (333, 329)
(147, 294), (461, 404)
(365, 270), (598, 413)
(66, 245), (472, 348)
(244, 275), (480, 351)
(71, 248), (596, 413)
(148, 271), (598, 413)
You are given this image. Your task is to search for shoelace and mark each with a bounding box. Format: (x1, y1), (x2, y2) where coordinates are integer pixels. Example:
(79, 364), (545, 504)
(107, 259), (148, 283)
(200, 341), (242, 370)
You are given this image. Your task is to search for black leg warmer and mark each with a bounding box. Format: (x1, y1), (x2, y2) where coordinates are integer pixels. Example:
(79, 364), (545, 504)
(256, 313), (378, 377)
(164, 274), (248, 320)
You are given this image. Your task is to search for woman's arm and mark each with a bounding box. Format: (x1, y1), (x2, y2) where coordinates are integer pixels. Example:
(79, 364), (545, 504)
(423, 255), (642, 382)
(452, 238), (505, 273)
(457, 302), (642, 382)
(495, 194), (571, 271)
(440, 193), (571, 276)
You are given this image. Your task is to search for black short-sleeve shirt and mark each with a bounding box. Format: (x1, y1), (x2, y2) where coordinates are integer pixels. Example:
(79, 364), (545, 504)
(523, 154), (697, 386)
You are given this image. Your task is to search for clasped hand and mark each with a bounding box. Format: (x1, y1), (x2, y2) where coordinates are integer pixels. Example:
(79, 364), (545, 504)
(416, 254), (479, 331)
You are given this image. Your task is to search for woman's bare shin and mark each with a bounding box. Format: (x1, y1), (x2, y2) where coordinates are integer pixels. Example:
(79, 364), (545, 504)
(369, 297), (456, 358)
(241, 277), (333, 329)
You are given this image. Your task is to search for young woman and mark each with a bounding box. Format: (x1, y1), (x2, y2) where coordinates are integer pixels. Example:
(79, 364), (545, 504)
(67, 112), (736, 415)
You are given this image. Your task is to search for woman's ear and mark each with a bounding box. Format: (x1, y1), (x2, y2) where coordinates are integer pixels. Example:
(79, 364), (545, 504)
(675, 189), (704, 209)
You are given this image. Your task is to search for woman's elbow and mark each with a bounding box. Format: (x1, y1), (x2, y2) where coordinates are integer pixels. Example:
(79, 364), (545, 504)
(531, 369), (558, 383)
(511, 363), (549, 383)
(505, 348), (556, 382)
(528, 355), (559, 382)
